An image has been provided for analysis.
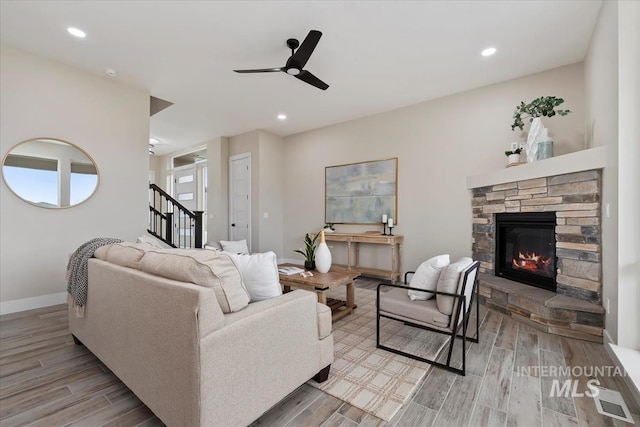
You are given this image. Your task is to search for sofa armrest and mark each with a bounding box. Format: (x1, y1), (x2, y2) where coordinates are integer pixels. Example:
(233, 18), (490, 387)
(317, 303), (332, 339)
(198, 289), (332, 427)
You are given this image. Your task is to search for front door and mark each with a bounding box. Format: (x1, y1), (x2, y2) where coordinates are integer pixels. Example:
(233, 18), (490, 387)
(173, 165), (197, 247)
(229, 154), (251, 250)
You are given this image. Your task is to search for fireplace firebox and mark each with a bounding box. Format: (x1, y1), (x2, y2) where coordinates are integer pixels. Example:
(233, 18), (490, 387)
(495, 212), (556, 292)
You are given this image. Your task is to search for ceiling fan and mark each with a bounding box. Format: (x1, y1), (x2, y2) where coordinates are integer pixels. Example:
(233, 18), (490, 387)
(234, 30), (329, 90)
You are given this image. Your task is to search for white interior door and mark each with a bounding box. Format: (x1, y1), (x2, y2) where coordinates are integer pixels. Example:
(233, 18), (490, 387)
(173, 165), (197, 246)
(229, 154), (251, 250)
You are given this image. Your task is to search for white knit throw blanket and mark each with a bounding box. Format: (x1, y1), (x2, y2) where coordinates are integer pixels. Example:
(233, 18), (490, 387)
(66, 237), (123, 317)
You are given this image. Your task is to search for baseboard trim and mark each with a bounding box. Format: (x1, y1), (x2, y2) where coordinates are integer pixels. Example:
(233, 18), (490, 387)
(0, 292), (67, 316)
(603, 329), (640, 410)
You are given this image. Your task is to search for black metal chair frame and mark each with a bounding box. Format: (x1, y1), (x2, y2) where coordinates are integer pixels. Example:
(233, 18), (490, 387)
(376, 261), (480, 376)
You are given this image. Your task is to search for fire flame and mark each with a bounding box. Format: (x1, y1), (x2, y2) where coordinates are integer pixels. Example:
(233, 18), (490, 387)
(512, 251), (552, 273)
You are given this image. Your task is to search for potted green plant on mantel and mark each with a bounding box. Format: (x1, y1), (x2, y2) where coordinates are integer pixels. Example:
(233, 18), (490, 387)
(293, 232), (319, 270)
(511, 96), (571, 163)
(505, 147), (523, 167)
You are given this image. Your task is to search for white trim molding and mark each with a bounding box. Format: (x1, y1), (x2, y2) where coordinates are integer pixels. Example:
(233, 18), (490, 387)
(0, 292), (67, 316)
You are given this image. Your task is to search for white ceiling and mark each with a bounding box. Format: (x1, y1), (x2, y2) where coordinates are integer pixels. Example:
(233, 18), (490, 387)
(0, 1), (602, 156)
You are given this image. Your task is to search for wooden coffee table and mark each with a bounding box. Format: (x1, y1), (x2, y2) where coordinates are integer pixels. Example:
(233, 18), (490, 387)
(279, 264), (361, 322)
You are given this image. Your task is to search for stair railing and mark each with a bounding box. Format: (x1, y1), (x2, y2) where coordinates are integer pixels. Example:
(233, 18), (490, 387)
(148, 183), (203, 249)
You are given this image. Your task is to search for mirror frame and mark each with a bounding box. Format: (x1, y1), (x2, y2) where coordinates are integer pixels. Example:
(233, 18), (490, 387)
(1, 137), (100, 209)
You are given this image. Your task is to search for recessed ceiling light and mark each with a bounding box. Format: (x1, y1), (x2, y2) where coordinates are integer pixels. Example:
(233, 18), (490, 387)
(105, 68), (117, 77)
(67, 27), (86, 38)
(277, 114), (287, 120)
(149, 137), (160, 144)
(482, 47), (497, 57)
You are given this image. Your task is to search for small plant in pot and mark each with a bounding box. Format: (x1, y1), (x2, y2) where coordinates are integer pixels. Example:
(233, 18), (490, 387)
(323, 223), (336, 232)
(293, 232), (319, 270)
(505, 147), (523, 165)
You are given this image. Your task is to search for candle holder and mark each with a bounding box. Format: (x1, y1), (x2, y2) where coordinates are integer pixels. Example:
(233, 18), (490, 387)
(381, 221), (388, 235)
(388, 224), (394, 236)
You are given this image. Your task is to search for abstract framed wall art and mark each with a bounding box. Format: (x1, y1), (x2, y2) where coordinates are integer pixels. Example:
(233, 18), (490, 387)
(325, 158), (397, 224)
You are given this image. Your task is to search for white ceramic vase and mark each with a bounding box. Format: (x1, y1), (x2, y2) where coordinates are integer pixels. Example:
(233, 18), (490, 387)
(525, 117), (544, 163)
(315, 230), (332, 273)
(507, 153), (520, 165)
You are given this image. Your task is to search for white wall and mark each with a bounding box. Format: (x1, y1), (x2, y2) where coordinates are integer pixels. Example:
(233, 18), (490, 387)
(283, 63), (586, 274)
(616, 0), (640, 350)
(584, 0), (620, 343)
(0, 45), (149, 311)
(206, 136), (229, 245)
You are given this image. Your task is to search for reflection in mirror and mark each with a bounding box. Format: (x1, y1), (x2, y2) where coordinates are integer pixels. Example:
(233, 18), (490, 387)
(2, 138), (99, 208)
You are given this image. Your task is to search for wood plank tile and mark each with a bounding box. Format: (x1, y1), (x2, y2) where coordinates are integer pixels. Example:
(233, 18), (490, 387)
(538, 331), (563, 353)
(392, 402), (437, 427)
(25, 396), (112, 427)
(286, 393), (344, 427)
(471, 404), (507, 427)
(466, 331), (497, 376)
(480, 309), (503, 334)
(358, 413), (388, 427)
(66, 398), (144, 427)
(513, 331), (539, 377)
(541, 408), (579, 427)
(0, 385), (71, 420)
(319, 412), (358, 427)
(337, 403), (367, 424)
(0, 357), (41, 378)
(252, 384), (323, 426)
(133, 416), (166, 427)
(507, 370), (541, 426)
(477, 347), (515, 412)
(494, 315), (518, 351)
(539, 349), (577, 418)
(97, 404), (158, 427)
(431, 373), (483, 426)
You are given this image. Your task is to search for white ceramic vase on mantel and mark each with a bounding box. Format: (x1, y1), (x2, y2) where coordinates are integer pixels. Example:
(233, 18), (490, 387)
(315, 230), (332, 273)
(525, 117), (544, 163)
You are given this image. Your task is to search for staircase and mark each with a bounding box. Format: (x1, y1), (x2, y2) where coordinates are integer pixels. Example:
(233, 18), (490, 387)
(148, 183), (204, 249)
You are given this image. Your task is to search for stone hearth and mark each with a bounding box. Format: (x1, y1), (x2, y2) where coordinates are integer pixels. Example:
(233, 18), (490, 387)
(466, 149), (606, 342)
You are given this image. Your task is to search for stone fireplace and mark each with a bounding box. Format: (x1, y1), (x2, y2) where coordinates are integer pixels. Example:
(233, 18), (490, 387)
(467, 148), (606, 342)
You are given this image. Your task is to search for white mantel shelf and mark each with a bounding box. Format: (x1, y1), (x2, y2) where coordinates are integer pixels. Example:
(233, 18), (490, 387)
(467, 146), (607, 189)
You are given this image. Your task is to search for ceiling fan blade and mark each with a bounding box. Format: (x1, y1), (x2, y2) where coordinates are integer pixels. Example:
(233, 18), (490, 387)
(295, 70), (329, 90)
(291, 30), (322, 68)
(233, 68), (283, 73)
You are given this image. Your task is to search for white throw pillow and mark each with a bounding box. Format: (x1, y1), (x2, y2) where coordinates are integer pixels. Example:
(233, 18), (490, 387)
(220, 239), (249, 254)
(436, 257), (474, 315)
(407, 254), (450, 301)
(228, 251), (282, 302)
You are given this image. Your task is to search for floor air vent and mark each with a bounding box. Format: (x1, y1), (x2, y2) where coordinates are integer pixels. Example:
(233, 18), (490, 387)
(592, 386), (635, 424)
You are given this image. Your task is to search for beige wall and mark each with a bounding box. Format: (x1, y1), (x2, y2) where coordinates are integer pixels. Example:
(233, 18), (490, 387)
(0, 45), (149, 307)
(283, 63), (585, 273)
(206, 136), (229, 245)
(584, 0), (620, 343)
(228, 130), (285, 253)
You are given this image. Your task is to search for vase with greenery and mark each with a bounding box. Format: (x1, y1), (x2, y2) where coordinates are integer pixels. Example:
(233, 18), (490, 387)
(293, 232), (319, 270)
(511, 96), (571, 163)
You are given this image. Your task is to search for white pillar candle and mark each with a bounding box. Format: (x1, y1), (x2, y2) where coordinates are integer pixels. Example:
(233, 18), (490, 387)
(388, 218), (393, 227)
(382, 214), (388, 223)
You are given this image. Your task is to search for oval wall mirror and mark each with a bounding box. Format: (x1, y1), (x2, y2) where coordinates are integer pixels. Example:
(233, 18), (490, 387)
(2, 138), (99, 208)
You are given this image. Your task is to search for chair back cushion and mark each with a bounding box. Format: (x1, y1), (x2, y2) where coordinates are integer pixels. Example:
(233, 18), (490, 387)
(436, 257), (474, 315)
(407, 254), (450, 301)
(449, 261), (480, 330)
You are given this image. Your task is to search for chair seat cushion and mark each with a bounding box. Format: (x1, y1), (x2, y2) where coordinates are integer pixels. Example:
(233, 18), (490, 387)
(379, 287), (450, 328)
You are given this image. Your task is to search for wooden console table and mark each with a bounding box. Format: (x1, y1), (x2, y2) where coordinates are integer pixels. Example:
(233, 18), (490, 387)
(324, 233), (403, 284)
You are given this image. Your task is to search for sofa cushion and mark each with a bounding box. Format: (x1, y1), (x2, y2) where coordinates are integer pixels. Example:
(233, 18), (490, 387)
(139, 249), (250, 313)
(407, 254), (449, 301)
(94, 242), (151, 269)
(436, 257), (474, 315)
(227, 251), (282, 302)
(220, 239), (249, 254)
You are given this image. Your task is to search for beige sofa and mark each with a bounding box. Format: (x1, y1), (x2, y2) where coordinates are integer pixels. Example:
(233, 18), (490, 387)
(68, 243), (333, 427)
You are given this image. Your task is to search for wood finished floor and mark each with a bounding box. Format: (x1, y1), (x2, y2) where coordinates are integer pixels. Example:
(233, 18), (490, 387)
(1, 278), (638, 427)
